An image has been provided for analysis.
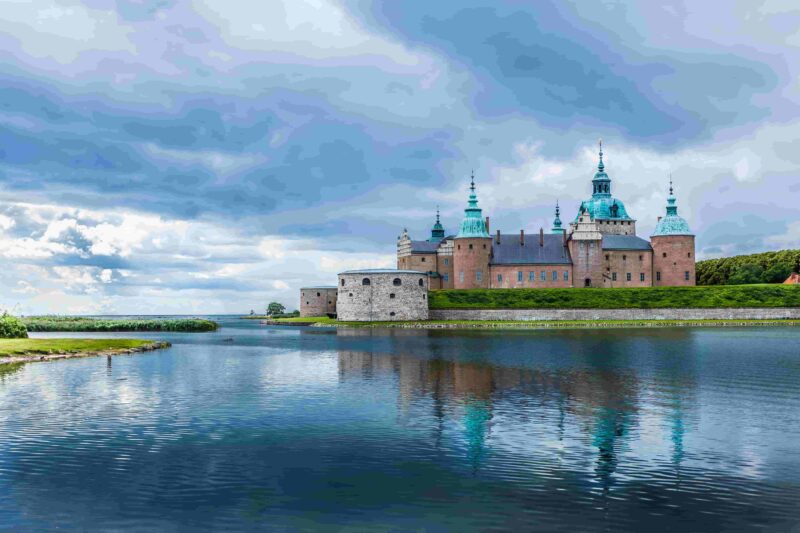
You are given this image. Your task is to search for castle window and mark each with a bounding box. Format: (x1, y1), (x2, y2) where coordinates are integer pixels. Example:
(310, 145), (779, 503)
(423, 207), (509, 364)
(362, 278), (371, 286)
(483, 244), (487, 249)
(552, 271), (557, 281)
(688, 253), (692, 258)
(497, 274), (503, 283)
(390, 312), (396, 317)
(623, 255), (627, 261)
(529, 271), (535, 282)
(317, 292), (320, 297)
(685, 271), (691, 281)
(393, 278), (402, 286)
(349, 293), (353, 297)
(612, 272), (618, 281)
(306, 301), (309, 305)
(639, 255), (643, 261)
(627, 273), (632, 282)
(564, 271), (569, 281)
(421, 257), (426, 262)
(476, 271), (482, 282)
(443, 273), (449, 282)
(540, 271), (546, 281)
(458, 245), (461, 250)
(418, 278), (424, 287)
(469, 244), (473, 250)
(517, 271), (523, 282)
(459, 271), (464, 282)
(341, 279), (345, 287)
(328, 301), (332, 305)
(605, 254), (609, 261)
(444, 258), (449, 265)
(663, 252), (667, 258)
(640, 273), (645, 282)
(656, 272), (661, 281)
(389, 293), (396, 299)
(423, 294), (426, 300)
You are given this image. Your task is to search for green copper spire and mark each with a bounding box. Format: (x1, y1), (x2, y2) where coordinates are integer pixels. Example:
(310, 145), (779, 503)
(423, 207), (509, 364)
(653, 176), (693, 236)
(456, 170), (490, 238)
(429, 205), (445, 242)
(592, 138), (611, 198)
(552, 200), (565, 234)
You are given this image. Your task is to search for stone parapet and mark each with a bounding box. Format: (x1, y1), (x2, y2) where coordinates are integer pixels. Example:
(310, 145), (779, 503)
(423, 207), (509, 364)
(430, 308), (800, 321)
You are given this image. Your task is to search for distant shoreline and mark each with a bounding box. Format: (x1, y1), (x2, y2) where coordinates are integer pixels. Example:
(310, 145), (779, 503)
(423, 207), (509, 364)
(0, 339), (171, 366)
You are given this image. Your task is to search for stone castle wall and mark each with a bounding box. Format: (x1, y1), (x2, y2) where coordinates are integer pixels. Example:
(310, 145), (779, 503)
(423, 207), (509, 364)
(337, 271), (429, 321)
(652, 235), (696, 286)
(300, 288), (338, 317)
(431, 308), (800, 321)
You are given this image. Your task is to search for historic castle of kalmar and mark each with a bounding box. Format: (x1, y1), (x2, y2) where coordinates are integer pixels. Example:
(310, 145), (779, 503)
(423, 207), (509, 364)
(397, 143), (696, 290)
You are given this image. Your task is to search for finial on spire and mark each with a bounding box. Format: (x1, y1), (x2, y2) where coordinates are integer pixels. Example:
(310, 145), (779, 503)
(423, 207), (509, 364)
(436, 205), (440, 222)
(470, 169), (475, 192)
(598, 138), (604, 171)
(555, 200), (560, 217)
(669, 173), (674, 196)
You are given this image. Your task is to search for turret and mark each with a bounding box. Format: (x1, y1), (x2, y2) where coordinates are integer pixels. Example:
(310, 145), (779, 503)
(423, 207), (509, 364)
(453, 171), (492, 289)
(551, 201), (565, 234)
(428, 206), (445, 242)
(652, 178), (695, 286)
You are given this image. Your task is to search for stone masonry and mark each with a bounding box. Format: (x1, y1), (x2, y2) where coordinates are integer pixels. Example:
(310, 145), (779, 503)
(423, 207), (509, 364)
(337, 269), (429, 321)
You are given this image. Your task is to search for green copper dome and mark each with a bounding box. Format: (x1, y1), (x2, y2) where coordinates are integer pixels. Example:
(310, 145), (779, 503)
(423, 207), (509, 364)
(574, 141), (633, 222)
(456, 172), (490, 239)
(552, 201), (565, 234)
(429, 207), (445, 242)
(653, 181), (693, 236)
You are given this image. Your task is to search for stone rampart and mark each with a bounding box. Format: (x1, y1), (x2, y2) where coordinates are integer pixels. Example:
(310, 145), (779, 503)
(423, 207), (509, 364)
(430, 308), (800, 321)
(338, 270), (429, 321)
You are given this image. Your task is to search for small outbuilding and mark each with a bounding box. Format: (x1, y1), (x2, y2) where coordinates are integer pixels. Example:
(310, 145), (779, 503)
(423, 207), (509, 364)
(337, 269), (429, 322)
(299, 286), (338, 317)
(784, 272), (800, 285)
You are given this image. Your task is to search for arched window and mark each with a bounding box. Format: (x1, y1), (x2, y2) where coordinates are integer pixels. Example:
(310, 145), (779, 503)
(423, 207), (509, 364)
(418, 279), (424, 287)
(362, 278), (371, 286)
(393, 278), (401, 286)
(340, 279), (345, 287)
(390, 312), (396, 317)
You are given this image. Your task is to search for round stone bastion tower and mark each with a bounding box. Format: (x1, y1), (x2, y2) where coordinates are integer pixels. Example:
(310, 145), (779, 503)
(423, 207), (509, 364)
(453, 173), (492, 289)
(337, 269), (429, 322)
(299, 286), (338, 317)
(651, 180), (696, 286)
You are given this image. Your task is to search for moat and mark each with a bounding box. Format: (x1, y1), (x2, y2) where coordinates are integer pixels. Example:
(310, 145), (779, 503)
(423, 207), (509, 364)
(1, 318), (799, 531)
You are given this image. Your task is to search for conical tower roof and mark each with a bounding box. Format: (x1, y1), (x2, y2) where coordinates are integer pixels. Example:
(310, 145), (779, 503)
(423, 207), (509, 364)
(456, 171), (490, 239)
(653, 177), (693, 236)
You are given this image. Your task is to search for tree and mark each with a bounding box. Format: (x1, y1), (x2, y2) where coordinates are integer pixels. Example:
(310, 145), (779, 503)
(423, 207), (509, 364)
(267, 302), (286, 316)
(0, 312), (28, 339)
(762, 262), (794, 284)
(728, 263), (764, 285)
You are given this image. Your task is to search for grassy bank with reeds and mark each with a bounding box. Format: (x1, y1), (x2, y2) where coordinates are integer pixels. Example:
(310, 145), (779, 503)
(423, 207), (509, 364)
(21, 317), (217, 332)
(0, 338), (170, 364)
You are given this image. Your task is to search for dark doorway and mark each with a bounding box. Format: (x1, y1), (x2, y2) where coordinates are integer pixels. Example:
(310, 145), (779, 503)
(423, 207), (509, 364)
(584, 278), (592, 287)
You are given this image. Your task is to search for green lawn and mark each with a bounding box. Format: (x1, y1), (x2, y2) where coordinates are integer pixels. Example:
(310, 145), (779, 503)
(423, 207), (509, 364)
(429, 285), (800, 309)
(22, 317), (217, 332)
(0, 338), (158, 357)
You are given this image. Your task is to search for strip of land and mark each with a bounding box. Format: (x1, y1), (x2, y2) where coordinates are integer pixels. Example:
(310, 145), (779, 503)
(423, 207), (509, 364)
(0, 339), (171, 365)
(429, 285), (800, 309)
(268, 316), (800, 330)
(21, 317), (217, 332)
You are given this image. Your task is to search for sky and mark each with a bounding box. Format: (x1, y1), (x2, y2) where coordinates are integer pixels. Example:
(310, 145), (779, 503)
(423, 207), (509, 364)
(1, 0), (799, 314)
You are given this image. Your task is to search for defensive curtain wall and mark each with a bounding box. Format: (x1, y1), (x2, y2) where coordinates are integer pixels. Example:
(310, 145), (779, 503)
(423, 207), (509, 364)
(300, 286), (338, 317)
(337, 269), (429, 321)
(430, 308), (800, 321)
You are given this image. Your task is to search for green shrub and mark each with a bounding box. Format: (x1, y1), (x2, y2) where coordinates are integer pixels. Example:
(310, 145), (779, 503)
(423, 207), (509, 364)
(21, 317), (217, 332)
(0, 313), (29, 338)
(429, 285), (800, 310)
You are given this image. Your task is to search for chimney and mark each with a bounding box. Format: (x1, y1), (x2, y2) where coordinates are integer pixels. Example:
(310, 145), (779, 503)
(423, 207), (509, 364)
(520, 229), (525, 246)
(496, 229), (501, 244)
(485, 217), (490, 234)
(563, 231), (568, 247)
(539, 228), (544, 247)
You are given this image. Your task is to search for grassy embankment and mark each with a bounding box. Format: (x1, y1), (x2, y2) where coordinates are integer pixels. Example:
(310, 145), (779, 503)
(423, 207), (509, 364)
(22, 316), (217, 332)
(428, 285), (800, 309)
(0, 338), (170, 364)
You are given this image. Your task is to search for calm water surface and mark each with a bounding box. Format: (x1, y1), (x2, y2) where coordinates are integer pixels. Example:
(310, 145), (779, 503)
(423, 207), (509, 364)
(1, 318), (800, 532)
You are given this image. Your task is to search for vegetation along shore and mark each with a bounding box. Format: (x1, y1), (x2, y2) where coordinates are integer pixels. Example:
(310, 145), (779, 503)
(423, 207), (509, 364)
(22, 316), (218, 332)
(0, 339), (171, 365)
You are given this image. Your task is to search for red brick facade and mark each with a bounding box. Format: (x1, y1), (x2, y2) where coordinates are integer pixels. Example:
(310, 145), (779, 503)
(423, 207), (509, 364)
(651, 235), (696, 286)
(453, 237), (492, 289)
(602, 250), (654, 287)
(489, 265), (573, 288)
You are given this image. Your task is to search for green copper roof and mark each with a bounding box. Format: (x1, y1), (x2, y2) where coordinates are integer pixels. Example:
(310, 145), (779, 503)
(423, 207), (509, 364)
(456, 172), (490, 239)
(574, 140), (633, 222)
(653, 180), (693, 236)
(552, 201), (565, 234)
(429, 206), (445, 242)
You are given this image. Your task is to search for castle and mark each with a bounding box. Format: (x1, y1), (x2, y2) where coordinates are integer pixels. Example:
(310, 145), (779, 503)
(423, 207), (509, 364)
(397, 143), (696, 289)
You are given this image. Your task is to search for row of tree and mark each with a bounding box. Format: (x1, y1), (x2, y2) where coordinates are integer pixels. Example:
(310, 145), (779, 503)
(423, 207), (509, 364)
(696, 249), (800, 286)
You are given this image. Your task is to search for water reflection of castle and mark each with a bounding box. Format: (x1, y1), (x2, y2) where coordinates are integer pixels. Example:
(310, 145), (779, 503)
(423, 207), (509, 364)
(335, 329), (696, 488)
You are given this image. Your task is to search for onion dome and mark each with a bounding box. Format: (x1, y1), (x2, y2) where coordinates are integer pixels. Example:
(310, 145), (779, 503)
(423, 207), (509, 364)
(653, 178), (693, 236)
(574, 140), (633, 221)
(456, 171), (490, 238)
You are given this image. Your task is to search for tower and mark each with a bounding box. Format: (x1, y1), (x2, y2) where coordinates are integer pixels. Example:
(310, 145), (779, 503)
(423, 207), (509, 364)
(453, 171), (492, 289)
(428, 206), (445, 242)
(651, 178), (695, 286)
(551, 201), (565, 234)
(568, 207), (603, 287)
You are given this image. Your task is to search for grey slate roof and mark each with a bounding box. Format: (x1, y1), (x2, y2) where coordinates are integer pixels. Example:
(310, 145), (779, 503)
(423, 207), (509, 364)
(602, 235), (653, 251)
(490, 234), (572, 265)
(409, 240), (440, 253)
